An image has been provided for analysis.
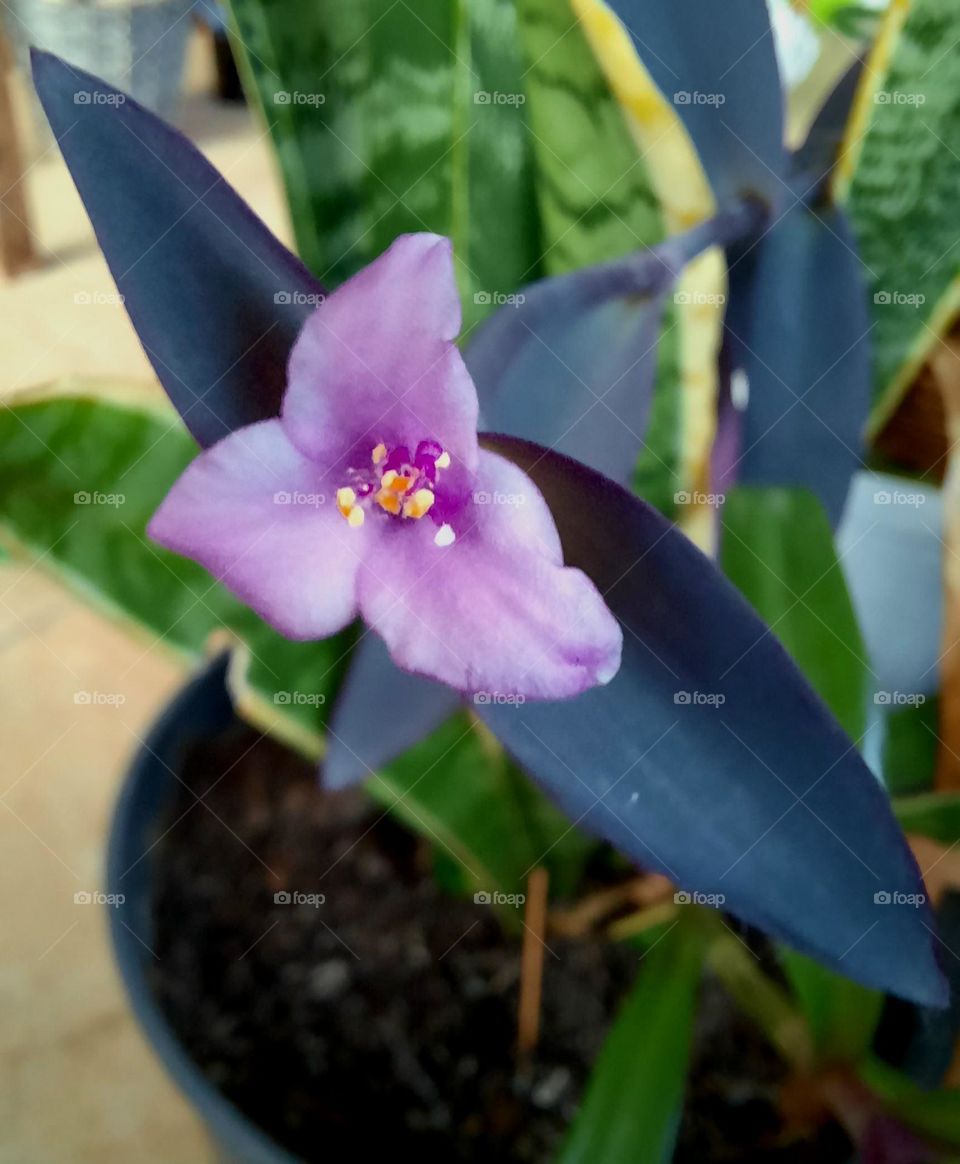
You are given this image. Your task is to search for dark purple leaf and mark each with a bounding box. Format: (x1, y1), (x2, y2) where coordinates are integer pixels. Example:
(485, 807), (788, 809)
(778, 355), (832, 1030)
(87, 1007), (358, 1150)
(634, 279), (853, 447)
(602, 0), (786, 207)
(725, 201), (871, 525)
(31, 49), (321, 449)
(790, 60), (865, 198)
(474, 434), (945, 1006)
(324, 635), (460, 791)
(468, 209), (761, 487)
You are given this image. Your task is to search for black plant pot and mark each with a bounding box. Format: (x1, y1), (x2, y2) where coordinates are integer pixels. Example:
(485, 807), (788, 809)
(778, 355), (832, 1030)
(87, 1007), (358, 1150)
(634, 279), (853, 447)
(106, 655), (297, 1164)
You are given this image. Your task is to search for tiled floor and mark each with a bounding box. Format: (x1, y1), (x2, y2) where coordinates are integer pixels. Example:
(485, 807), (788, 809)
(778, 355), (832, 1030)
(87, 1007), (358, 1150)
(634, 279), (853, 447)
(1, 29), (291, 1163)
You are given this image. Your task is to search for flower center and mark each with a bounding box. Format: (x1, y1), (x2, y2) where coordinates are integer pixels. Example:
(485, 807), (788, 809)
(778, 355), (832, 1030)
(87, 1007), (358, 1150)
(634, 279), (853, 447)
(336, 440), (455, 545)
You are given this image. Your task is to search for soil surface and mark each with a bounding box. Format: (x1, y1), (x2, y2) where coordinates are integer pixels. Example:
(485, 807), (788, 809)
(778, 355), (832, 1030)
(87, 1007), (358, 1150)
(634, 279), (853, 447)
(150, 722), (850, 1163)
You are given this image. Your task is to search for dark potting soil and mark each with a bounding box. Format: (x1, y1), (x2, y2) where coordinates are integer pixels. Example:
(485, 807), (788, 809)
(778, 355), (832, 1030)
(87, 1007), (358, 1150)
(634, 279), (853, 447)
(150, 723), (851, 1163)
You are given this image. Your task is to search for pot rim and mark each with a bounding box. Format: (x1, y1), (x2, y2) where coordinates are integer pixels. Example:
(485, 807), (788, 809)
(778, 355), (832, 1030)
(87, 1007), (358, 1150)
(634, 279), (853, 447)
(105, 653), (302, 1164)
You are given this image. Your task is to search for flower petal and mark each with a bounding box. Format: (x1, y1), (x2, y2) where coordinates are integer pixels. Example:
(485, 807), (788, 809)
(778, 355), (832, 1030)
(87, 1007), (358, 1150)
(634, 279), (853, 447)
(148, 419), (365, 639)
(282, 233), (479, 473)
(356, 450), (622, 698)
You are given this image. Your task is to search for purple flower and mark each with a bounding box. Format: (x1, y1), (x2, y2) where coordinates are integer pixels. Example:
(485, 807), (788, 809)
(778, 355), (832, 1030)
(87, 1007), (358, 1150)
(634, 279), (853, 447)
(148, 234), (622, 699)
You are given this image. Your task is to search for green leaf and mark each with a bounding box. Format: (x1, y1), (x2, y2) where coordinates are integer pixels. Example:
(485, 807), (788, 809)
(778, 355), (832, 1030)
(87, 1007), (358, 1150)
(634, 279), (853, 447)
(861, 1058), (960, 1147)
(225, 0), (541, 330)
(720, 487), (869, 740)
(894, 789), (960, 844)
(371, 715), (595, 899)
(882, 693), (941, 796)
(780, 950), (883, 1065)
(516, 0), (662, 276)
(837, 0), (960, 434)
(556, 915), (704, 1164)
(516, 0), (701, 520)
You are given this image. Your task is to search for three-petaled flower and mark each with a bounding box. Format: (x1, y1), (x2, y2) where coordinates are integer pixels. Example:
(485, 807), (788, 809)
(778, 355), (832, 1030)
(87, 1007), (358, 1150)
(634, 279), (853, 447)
(149, 234), (623, 699)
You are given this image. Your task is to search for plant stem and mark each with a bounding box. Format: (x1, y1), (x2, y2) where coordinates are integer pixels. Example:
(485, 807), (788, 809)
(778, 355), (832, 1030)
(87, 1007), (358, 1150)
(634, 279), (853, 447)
(517, 867), (549, 1062)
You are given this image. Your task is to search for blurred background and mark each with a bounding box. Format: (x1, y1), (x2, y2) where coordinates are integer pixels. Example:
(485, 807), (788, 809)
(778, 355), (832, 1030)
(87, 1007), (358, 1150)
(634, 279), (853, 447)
(0, 6), (271, 1159)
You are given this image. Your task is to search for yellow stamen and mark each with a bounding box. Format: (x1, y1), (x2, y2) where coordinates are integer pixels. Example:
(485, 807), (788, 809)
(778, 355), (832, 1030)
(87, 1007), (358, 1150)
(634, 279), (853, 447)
(347, 506), (365, 528)
(372, 443), (387, 465)
(435, 451), (451, 470)
(375, 489), (402, 515)
(336, 487), (357, 518)
(402, 488), (435, 520)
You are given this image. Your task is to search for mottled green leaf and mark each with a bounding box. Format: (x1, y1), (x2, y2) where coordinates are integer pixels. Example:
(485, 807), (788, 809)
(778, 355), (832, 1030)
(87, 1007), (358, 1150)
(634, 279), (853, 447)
(517, 0), (661, 276)
(556, 916), (704, 1164)
(226, 0), (541, 330)
(720, 487), (869, 740)
(838, 0), (960, 432)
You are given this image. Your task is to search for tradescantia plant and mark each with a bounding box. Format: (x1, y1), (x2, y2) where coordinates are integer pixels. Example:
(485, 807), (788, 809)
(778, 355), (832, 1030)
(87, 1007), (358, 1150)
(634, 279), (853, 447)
(6, 0), (960, 1157)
